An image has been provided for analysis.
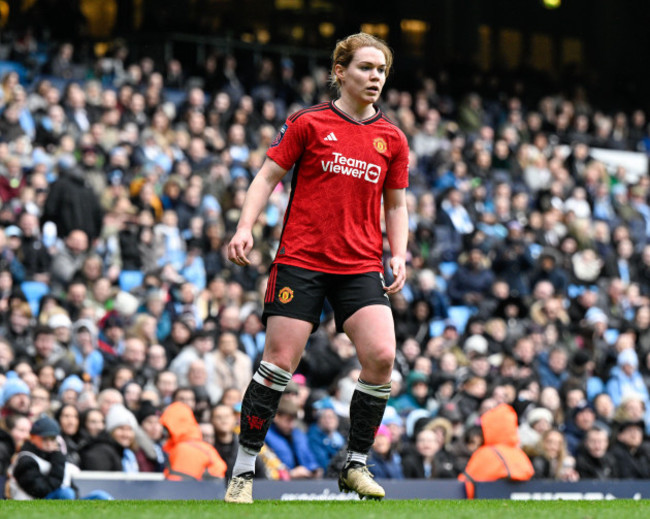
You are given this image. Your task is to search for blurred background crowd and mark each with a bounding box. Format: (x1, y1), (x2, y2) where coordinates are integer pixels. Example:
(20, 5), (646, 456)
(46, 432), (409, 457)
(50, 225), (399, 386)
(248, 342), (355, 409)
(2, 17), (650, 488)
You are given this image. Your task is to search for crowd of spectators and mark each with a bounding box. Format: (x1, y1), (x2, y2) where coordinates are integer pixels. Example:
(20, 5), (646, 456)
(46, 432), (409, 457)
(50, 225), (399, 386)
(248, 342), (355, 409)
(2, 35), (650, 491)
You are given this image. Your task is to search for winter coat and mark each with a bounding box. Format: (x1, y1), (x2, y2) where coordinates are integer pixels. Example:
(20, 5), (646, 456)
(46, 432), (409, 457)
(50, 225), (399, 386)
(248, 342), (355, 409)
(307, 424), (345, 471)
(41, 169), (103, 241)
(575, 447), (618, 479)
(402, 449), (456, 479)
(367, 449), (404, 479)
(458, 404), (534, 498)
(159, 402), (226, 480)
(78, 431), (124, 471)
(7, 441), (79, 499)
(610, 441), (650, 479)
(265, 423), (319, 472)
(0, 428), (16, 477)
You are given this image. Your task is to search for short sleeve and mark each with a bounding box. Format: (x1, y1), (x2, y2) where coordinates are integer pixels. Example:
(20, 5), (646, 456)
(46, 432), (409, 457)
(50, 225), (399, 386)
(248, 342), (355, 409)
(266, 117), (306, 171)
(384, 128), (409, 189)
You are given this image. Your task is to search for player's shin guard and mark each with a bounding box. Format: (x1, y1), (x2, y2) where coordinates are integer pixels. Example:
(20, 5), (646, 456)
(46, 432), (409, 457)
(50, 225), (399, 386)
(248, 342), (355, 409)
(239, 361), (292, 453)
(346, 378), (391, 462)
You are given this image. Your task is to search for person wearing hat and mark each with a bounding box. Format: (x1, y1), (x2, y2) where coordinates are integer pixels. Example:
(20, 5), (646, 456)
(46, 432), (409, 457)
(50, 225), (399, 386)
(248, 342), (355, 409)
(5, 416), (112, 500)
(78, 404), (139, 472)
(518, 407), (554, 449)
(159, 401), (226, 480)
(1, 373), (31, 419)
(606, 348), (650, 408)
(366, 424), (404, 480)
(609, 419), (650, 478)
(458, 404), (534, 498)
(264, 396), (320, 479)
(48, 312), (73, 348)
(563, 400), (598, 456)
(390, 371), (433, 415)
(58, 374), (85, 406)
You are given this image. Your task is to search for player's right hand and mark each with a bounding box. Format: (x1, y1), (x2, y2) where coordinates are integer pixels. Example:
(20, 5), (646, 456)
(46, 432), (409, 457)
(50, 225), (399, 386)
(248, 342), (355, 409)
(227, 228), (254, 266)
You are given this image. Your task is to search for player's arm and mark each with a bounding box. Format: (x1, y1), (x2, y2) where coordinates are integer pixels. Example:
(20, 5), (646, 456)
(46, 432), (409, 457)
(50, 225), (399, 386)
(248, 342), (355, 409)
(228, 158), (288, 266)
(383, 187), (408, 294)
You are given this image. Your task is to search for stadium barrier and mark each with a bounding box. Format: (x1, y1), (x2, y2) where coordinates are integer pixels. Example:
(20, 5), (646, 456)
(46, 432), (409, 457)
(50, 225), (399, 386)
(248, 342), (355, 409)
(4, 473), (650, 500)
(474, 480), (650, 500)
(71, 472), (466, 500)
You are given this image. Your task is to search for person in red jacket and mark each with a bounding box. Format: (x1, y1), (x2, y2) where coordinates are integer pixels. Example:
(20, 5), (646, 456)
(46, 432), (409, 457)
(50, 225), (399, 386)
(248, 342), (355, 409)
(458, 403), (534, 498)
(159, 401), (226, 481)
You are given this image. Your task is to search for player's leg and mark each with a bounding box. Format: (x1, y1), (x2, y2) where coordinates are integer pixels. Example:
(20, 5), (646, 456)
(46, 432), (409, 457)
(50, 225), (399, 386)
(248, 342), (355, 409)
(226, 264), (324, 503)
(338, 304), (394, 499)
(225, 316), (311, 503)
(330, 273), (395, 499)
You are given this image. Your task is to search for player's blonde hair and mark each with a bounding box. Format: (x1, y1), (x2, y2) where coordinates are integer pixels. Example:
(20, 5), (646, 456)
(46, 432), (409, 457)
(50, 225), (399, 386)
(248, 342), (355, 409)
(329, 33), (393, 91)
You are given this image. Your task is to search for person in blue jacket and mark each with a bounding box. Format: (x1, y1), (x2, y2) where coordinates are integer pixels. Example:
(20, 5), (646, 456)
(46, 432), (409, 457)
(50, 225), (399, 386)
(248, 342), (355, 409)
(307, 399), (345, 471)
(367, 424), (404, 479)
(264, 396), (321, 479)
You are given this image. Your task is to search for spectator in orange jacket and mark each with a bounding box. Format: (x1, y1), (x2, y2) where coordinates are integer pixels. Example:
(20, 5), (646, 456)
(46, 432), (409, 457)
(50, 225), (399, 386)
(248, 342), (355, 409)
(458, 403), (534, 498)
(159, 401), (227, 480)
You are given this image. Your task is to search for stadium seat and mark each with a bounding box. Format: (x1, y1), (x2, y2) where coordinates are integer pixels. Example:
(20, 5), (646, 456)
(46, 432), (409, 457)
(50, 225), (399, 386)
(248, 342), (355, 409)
(447, 305), (477, 334)
(438, 261), (458, 279)
(118, 270), (144, 293)
(163, 88), (187, 108)
(20, 280), (50, 317)
(0, 60), (28, 83)
(429, 319), (447, 337)
(567, 284), (585, 299)
(604, 328), (619, 345)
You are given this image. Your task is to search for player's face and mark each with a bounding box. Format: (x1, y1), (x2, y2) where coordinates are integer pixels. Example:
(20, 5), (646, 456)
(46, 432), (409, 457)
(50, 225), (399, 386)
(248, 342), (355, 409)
(337, 46), (387, 105)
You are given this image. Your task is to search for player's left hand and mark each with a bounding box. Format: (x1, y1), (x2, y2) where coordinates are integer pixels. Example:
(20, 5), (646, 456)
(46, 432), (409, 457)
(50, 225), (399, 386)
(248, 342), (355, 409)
(385, 256), (406, 295)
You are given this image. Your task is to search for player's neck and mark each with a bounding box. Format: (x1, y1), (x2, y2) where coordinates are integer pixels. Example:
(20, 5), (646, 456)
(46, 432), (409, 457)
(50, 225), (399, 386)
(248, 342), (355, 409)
(333, 97), (376, 122)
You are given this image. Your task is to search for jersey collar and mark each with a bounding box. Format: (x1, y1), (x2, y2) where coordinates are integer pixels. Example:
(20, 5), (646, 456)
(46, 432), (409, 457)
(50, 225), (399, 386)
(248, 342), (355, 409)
(329, 101), (382, 125)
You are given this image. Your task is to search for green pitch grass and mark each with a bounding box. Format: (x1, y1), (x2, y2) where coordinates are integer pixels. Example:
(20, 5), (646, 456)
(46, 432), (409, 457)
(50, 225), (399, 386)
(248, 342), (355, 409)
(2, 500), (650, 519)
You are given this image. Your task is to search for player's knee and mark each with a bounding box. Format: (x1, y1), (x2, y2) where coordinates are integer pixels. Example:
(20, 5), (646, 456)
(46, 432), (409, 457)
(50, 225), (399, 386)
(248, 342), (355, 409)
(367, 346), (395, 375)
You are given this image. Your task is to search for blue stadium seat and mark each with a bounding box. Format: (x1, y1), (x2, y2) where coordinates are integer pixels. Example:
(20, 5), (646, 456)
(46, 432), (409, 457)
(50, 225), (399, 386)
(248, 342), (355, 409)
(438, 261), (459, 279)
(163, 88), (187, 108)
(604, 328), (620, 345)
(118, 270), (144, 293)
(20, 280), (50, 316)
(447, 305), (477, 334)
(429, 319), (447, 337)
(0, 61), (28, 83)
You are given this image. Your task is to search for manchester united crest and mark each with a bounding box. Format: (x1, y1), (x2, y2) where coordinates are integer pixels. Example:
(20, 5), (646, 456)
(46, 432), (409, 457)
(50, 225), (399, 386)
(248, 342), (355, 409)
(373, 137), (387, 154)
(278, 287), (294, 303)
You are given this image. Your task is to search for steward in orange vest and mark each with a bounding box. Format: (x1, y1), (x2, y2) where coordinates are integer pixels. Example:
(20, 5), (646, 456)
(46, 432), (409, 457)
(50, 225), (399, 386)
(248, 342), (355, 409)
(160, 402), (227, 480)
(458, 403), (534, 498)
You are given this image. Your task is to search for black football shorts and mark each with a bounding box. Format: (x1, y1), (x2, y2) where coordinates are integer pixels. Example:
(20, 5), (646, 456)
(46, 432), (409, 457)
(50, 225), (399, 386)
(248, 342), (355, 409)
(262, 263), (391, 333)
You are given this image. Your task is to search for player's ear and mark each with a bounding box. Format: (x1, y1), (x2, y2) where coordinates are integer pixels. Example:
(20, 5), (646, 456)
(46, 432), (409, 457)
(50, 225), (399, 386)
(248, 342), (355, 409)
(334, 63), (345, 85)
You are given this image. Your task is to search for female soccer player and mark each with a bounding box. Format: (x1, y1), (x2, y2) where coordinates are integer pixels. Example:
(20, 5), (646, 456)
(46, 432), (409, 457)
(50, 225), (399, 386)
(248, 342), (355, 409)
(225, 32), (409, 503)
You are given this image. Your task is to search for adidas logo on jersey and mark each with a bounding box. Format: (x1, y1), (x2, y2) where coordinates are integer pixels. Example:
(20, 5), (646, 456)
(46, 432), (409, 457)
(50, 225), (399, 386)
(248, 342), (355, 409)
(324, 132), (338, 141)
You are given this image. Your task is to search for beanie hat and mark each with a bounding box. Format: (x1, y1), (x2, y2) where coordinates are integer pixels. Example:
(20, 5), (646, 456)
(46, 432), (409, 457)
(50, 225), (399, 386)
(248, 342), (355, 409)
(48, 313), (72, 329)
(58, 374), (84, 398)
(527, 407), (554, 426)
(464, 334), (489, 356)
(1, 374), (30, 406)
(136, 400), (160, 425)
(31, 416), (61, 437)
(618, 348), (639, 368)
(105, 404), (138, 432)
(376, 424), (392, 441)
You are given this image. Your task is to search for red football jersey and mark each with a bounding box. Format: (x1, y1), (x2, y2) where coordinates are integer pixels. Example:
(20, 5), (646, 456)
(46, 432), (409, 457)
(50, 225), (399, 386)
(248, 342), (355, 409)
(266, 101), (409, 274)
